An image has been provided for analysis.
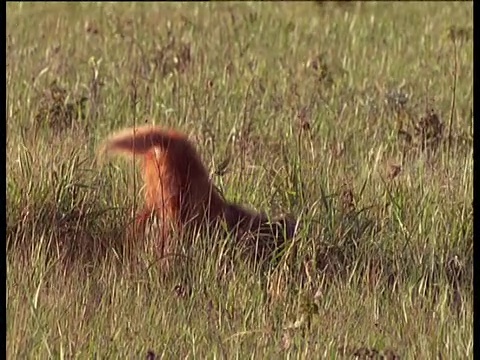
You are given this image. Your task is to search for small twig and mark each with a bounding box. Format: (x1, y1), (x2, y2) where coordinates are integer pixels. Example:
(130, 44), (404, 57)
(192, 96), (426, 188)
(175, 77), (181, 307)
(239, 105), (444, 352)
(130, 62), (139, 231)
(240, 78), (254, 182)
(447, 36), (458, 158)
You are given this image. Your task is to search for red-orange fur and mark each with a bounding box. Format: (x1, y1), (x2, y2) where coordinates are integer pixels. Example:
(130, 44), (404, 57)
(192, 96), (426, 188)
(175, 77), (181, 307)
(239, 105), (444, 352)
(100, 126), (285, 255)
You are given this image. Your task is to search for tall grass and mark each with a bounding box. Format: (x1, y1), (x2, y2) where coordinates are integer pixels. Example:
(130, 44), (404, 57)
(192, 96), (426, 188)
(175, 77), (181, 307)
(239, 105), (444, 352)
(7, 2), (472, 358)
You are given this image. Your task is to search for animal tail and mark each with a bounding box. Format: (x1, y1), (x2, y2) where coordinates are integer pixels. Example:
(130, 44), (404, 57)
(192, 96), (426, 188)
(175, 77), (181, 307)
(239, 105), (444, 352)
(99, 125), (190, 158)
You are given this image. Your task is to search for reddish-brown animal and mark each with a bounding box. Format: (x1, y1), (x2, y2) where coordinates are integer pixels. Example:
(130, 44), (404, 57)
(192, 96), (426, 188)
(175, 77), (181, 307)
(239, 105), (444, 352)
(100, 125), (296, 261)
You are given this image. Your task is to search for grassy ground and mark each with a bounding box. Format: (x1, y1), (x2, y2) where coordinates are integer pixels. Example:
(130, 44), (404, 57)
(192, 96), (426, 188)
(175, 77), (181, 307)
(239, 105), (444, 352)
(6, 2), (472, 359)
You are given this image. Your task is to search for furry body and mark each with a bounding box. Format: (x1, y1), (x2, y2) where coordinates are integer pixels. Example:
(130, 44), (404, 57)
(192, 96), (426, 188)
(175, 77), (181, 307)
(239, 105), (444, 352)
(100, 125), (295, 259)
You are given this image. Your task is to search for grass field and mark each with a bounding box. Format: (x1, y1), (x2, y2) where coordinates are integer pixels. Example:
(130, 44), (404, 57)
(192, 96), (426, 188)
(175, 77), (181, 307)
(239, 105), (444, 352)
(6, 2), (473, 359)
